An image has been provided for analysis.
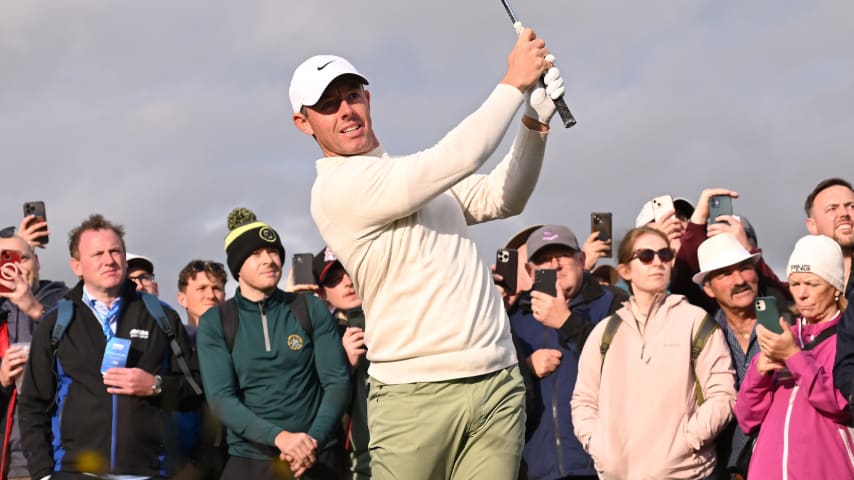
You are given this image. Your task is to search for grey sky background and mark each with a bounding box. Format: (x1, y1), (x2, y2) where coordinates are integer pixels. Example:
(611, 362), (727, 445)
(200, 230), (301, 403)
(2, 1), (851, 322)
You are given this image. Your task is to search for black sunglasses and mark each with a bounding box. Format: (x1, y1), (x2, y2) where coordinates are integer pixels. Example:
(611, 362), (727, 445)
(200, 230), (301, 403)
(0, 226), (15, 238)
(190, 260), (226, 274)
(630, 248), (675, 264)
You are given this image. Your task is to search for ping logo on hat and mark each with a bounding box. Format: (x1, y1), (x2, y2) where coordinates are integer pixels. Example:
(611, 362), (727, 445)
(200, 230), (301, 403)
(789, 264), (811, 273)
(259, 227), (277, 243)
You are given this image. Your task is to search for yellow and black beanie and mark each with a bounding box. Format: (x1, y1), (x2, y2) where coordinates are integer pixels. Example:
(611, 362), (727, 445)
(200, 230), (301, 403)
(224, 207), (285, 280)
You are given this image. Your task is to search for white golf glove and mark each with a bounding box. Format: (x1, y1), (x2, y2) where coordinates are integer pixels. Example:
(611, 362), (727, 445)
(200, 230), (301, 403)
(524, 57), (566, 125)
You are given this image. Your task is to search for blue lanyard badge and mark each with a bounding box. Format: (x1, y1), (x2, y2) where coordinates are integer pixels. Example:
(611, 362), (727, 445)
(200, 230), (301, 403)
(101, 337), (131, 374)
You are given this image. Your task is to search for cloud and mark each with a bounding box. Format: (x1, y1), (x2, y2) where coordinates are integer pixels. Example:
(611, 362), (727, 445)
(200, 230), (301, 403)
(1, 1), (851, 316)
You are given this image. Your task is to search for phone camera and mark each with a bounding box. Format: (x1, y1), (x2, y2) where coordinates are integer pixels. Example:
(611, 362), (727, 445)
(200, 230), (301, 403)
(592, 215), (601, 223)
(755, 299), (766, 311)
(498, 251), (510, 263)
(711, 198), (720, 208)
(1, 263), (21, 280)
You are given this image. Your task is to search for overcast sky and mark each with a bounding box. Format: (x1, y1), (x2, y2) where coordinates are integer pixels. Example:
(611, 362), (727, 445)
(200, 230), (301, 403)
(2, 1), (851, 321)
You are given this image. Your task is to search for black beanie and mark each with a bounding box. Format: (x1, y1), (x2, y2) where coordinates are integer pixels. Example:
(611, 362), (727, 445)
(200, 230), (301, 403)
(224, 207), (285, 280)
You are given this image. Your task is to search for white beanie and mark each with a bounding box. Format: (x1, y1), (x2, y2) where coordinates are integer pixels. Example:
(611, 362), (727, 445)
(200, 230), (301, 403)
(786, 235), (844, 292)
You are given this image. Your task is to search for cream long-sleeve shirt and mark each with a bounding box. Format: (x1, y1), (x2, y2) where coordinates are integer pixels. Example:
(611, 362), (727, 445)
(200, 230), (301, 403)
(310, 84), (547, 384)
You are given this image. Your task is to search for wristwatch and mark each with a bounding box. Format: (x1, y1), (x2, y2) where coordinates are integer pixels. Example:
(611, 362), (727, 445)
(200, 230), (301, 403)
(151, 375), (162, 396)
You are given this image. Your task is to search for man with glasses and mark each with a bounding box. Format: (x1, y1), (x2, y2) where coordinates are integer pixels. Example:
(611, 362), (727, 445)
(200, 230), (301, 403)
(509, 225), (626, 480)
(0, 229), (67, 480)
(313, 246), (370, 479)
(127, 254), (159, 297)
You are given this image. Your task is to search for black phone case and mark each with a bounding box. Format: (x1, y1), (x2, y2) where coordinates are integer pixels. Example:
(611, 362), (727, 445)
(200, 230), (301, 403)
(533, 269), (558, 297)
(590, 212), (613, 258)
(22, 201), (49, 244)
(292, 253), (315, 285)
(495, 249), (518, 294)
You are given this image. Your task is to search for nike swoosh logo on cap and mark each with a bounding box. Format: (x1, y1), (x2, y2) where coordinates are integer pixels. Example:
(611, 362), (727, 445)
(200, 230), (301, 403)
(317, 60), (334, 70)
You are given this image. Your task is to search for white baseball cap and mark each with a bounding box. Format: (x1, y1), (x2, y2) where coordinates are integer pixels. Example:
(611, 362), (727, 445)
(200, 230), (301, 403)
(289, 55), (369, 114)
(692, 233), (760, 285)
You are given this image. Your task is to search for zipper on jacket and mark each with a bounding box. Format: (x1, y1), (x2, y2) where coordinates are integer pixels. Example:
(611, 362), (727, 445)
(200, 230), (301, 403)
(259, 302), (271, 352)
(839, 427), (854, 471)
(781, 385), (799, 480)
(543, 325), (566, 476)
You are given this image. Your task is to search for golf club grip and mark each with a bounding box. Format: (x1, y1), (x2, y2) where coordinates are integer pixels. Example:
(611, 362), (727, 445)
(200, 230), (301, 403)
(553, 95), (576, 128)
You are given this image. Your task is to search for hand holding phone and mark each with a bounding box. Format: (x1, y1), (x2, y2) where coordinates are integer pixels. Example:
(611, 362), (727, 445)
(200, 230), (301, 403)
(22, 201), (49, 245)
(495, 249), (519, 294)
(708, 195), (734, 224)
(0, 250), (23, 294)
(533, 269), (558, 297)
(755, 296), (784, 335)
(651, 195), (675, 223)
(292, 253), (316, 286)
(590, 212), (613, 258)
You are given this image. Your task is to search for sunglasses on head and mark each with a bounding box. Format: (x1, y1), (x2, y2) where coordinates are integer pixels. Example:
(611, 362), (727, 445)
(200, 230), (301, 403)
(630, 248), (675, 264)
(0, 226), (15, 238)
(190, 260), (225, 274)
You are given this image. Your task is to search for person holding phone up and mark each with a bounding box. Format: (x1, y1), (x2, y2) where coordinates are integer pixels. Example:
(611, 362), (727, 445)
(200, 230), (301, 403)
(509, 225), (626, 480)
(735, 235), (853, 478)
(0, 229), (67, 479)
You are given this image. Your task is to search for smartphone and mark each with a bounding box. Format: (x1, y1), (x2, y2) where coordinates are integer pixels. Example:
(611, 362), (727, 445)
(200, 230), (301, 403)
(495, 248), (519, 294)
(533, 269), (558, 297)
(292, 253), (315, 286)
(345, 307), (366, 330)
(755, 296), (784, 334)
(651, 195), (675, 222)
(590, 212), (613, 258)
(22, 201), (49, 245)
(0, 250), (22, 294)
(708, 195), (733, 224)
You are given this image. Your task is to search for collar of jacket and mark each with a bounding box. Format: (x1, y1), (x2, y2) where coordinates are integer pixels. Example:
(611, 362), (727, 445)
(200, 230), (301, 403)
(234, 287), (286, 311)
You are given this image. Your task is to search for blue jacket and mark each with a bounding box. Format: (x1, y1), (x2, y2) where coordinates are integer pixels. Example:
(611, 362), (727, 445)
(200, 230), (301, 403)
(510, 273), (626, 479)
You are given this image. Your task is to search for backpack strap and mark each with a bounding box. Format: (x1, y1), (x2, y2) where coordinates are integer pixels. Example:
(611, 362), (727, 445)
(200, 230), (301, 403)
(690, 314), (719, 406)
(218, 298), (239, 353)
(803, 325), (836, 351)
(599, 314), (623, 374)
(141, 293), (203, 396)
(217, 293), (313, 354)
(50, 299), (75, 353)
(286, 292), (313, 339)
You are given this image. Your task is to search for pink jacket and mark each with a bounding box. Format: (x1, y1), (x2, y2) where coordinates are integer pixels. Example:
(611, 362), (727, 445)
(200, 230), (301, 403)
(734, 313), (854, 479)
(572, 294), (736, 479)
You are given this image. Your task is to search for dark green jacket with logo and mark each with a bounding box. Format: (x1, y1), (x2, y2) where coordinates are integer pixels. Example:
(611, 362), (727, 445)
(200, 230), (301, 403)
(197, 288), (349, 459)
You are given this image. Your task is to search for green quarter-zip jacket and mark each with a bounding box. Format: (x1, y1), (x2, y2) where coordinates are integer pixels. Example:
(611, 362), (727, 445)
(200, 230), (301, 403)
(197, 288), (349, 459)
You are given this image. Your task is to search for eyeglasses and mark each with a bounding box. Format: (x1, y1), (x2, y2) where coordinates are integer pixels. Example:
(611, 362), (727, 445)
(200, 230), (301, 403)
(128, 273), (156, 285)
(531, 252), (577, 266)
(630, 248), (675, 264)
(0, 226), (15, 238)
(190, 260), (225, 275)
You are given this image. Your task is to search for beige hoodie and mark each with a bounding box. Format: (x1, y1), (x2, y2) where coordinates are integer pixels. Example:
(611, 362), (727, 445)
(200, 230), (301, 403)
(311, 84), (547, 384)
(571, 294), (735, 480)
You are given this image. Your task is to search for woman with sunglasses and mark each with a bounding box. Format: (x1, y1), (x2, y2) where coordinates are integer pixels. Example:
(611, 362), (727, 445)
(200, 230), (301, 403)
(572, 226), (736, 479)
(734, 235), (854, 478)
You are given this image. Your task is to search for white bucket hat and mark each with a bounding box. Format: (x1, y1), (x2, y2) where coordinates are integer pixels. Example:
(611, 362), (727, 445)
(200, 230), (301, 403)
(692, 233), (760, 285)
